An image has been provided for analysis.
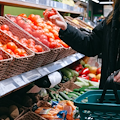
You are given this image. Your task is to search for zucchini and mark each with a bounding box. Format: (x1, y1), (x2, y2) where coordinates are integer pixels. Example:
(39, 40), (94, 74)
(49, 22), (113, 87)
(67, 93), (78, 98)
(73, 88), (80, 92)
(59, 92), (70, 100)
(58, 95), (65, 101)
(48, 91), (55, 99)
(54, 85), (60, 89)
(61, 68), (72, 78)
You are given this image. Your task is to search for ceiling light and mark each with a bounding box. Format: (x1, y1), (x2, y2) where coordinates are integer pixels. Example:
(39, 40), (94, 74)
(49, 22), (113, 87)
(92, 0), (99, 3)
(99, 1), (113, 4)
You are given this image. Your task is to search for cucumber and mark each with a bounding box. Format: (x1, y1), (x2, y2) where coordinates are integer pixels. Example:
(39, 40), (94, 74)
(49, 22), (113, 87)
(69, 92), (81, 96)
(67, 93), (78, 98)
(61, 68), (72, 78)
(59, 92), (70, 100)
(66, 68), (79, 77)
(48, 91), (55, 99)
(58, 95), (64, 101)
(73, 88), (80, 92)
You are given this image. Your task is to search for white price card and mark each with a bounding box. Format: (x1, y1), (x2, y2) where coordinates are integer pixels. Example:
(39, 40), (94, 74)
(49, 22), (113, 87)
(43, 67), (50, 73)
(12, 76), (25, 86)
(77, 53), (82, 58)
(64, 61), (68, 66)
(4, 83), (16, 93)
(21, 75), (30, 83)
(0, 83), (5, 95)
(70, 56), (77, 62)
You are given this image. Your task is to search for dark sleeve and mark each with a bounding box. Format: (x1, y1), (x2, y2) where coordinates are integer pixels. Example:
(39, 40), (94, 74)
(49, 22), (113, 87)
(59, 20), (105, 57)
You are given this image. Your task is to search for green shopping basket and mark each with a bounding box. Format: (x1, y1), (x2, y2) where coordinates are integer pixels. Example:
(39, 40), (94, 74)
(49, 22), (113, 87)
(74, 70), (120, 120)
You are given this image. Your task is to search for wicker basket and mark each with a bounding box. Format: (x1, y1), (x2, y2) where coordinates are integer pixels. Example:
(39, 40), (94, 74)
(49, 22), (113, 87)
(5, 15), (62, 66)
(41, 47), (61, 66)
(0, 31), (34, 80)
(0, 48), (13, 80)
(0, 98), (26, 120)
(2, 16), (51, 71)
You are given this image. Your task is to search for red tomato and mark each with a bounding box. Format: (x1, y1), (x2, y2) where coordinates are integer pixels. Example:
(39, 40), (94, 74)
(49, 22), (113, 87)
(32, 30), (44, 38)
(14, 48), (22, 56)
(7, 42), (17, 51)
(24, 27), (32, 34)
(40, 39), (49, 47)
(40, 34), (48, 41)
(48, 38), (54, 42)
(10, 17), (17, 23)
(6, 31), (13, 37)
(17, 19), (25, 28)
(91, 77), (99, 82)
(13, 36), (19, 41)
(1, 25), (9, 31)
(19, 38), (28, 45)
(0, 55), (3, 60)
(23, 23), (31, 29)
(28, 14), (35, 21)
(43, 9), (56, 18)
(49, 41), (57, 48)
(35, 45), (43, 52)
(29, 46), (38, 52)
(96, 67), (101, 74)
(45, 21), (53, 27)
(18, 13), (27, 18)
(2, 45), (7, 50)
(6, 49), (14, 55)
(16, 16), (22, 22)
(28, 39), (35, 46)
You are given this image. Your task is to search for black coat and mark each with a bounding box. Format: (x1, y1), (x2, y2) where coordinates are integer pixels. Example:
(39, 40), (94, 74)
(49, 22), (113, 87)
(59, 6), (120, 89)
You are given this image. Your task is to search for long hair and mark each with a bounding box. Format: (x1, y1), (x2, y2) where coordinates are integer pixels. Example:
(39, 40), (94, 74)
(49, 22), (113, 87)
(106, 0), (120, 24)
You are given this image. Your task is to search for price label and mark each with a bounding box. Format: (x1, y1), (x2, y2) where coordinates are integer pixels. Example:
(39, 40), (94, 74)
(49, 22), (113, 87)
(77, 53), (83, 58)
(4, 83), (16, 93)
(0, 83), (5, 95)
(70, 56), (77, 62)
(43, 67), (50, 73)
(12, 76), (25, 86)
(64, 61), (68, 66)
(21, 75), (30, 83)
(37, 67), (50, 76)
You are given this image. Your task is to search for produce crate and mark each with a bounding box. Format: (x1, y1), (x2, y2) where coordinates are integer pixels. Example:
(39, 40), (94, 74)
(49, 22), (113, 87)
(0, 48), (13, 80)
(0, 98), (26, 120)
(5, 15), (62, 66)
(0, 18), (35, 79)
(3, 16), (51, 71)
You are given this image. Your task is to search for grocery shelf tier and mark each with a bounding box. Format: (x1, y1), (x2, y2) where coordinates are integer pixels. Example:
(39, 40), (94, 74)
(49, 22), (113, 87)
(0, 53), (84, 98)
(0, 0), (82, 15)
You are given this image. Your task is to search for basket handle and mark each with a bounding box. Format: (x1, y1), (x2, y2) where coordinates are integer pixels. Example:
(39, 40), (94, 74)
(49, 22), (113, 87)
(99, 69), (120, 103)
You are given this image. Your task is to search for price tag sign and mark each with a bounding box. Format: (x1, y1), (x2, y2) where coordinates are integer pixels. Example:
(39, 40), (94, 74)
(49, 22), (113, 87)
(4, 83), (16, 93)
(0, 83), (5, 96)
(70, 56), (77, 62)
(21, 75), (30, 84)
(12, 76), (25, 87)
(37, 67), (50, 76)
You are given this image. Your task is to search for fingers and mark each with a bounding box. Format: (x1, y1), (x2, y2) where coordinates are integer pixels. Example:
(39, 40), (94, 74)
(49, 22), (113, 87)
(114, 71), (120, 82)
(52, 8), (59, 15)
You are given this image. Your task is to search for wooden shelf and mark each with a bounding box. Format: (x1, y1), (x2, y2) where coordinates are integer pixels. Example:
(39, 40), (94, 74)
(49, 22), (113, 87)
(0, 0), (82, 14)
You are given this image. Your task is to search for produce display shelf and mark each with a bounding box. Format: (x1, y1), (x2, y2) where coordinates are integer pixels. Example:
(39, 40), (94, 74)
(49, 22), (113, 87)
(0, 0), (82, 15)
(0, 53), (84, 98)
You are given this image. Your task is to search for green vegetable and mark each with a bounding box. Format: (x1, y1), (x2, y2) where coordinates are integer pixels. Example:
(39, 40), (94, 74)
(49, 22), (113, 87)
(48, 91), (55, 99)
(58, 95), (64, 100)
(80, 60), (85, 66)
(59, 92), (70, 100)
(61, 68), (72, 78)
(67, 93), (78, 98)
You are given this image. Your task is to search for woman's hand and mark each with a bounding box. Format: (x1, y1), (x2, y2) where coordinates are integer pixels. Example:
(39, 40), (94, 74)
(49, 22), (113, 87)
(44, 8), (67, 30)
(114, 71), (120, 83)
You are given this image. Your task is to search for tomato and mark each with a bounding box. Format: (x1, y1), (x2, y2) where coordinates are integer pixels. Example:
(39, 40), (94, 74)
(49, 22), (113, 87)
(91, 77), (99, 82)
(32, 30), (44, 38)
(40, 34), (48, 40)
(0, 42), (3, 47)
(20, 49), (27, 56)
(17, 19), (25, 28)
(51, 29), (59, 39)
(48, 38), (54, 42)
(46, 25), (52, 32)
(10, 17), (17, 23)
(6, 49), (14, 55)
(0, 55), (3, 60)
(6, 31), (13, 37)
(40, 39), (49, 47)
(23, 23), (31, 29)
(43, 9), (56, 18)
(2, 45), (7, 50)
(13, 36), (19, 41)
(24, 27), (32, 34)
(49, 41), (57, 48)
(18, 13), (27, 18)
(28, 14), (35, 21)
(16, 16), (22, 22)
(7, 42), (17, 51)
(29, 46), (38, 52)
(45, 21), (53, 27)
(19, 38), (28, 44)
(43, 28), (49, 33)
(14, 48), (23, 56)
(96, 67), (101, 74)
(1, 25), (9, 31)
(28, 39), (35, 46)
(35, 45), (43, 52)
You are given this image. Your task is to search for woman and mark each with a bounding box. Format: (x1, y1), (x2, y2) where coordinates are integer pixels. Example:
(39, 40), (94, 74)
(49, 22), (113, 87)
(44, 0), (120, 89)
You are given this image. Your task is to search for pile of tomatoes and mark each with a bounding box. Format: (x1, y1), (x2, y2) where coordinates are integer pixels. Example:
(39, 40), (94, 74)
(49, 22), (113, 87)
(9, 13), (69, 49)
(0, 24), (44, 53)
